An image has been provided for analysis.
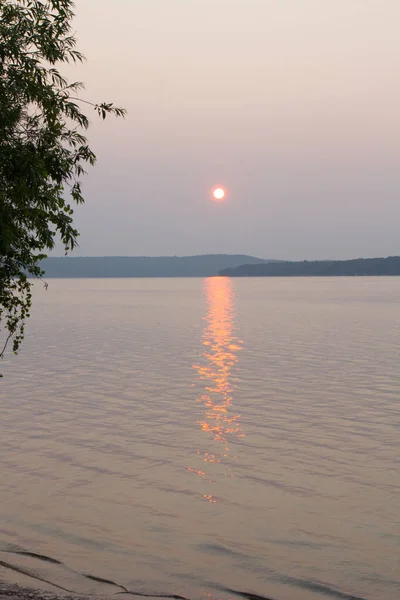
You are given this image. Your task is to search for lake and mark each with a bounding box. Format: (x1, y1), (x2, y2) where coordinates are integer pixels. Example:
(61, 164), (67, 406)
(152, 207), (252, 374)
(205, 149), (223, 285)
(0, 277), (399, 600)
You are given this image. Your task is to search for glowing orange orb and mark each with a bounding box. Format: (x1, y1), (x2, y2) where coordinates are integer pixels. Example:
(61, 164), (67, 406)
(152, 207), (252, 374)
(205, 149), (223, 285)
(212, 187), (226, 201)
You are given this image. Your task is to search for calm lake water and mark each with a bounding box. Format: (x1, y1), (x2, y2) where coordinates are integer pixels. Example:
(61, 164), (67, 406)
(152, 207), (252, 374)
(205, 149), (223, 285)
(0, 278), (399, 600)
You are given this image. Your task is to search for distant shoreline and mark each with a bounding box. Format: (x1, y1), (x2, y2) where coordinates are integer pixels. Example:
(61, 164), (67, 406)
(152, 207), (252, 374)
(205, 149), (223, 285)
(33, 254), (400, 278)
(219, 256), (400, 277)
(36, 254), (271, 278)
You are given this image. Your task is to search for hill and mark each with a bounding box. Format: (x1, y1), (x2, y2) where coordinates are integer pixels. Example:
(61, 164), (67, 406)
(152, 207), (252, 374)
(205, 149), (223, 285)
(39, 254), (271, 278)
(219, 256), (400, 277)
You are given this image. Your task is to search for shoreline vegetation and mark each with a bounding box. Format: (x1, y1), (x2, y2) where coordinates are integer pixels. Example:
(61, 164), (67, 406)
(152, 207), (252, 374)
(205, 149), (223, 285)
(219, 255), (400, 277)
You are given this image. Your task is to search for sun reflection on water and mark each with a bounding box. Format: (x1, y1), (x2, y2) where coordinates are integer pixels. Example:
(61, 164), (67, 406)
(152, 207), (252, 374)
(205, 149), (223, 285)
(191, 277), (244, 499)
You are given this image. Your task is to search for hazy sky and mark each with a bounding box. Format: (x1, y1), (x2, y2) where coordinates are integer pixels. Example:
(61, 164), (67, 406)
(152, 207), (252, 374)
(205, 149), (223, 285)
(63, 0), (400, 259)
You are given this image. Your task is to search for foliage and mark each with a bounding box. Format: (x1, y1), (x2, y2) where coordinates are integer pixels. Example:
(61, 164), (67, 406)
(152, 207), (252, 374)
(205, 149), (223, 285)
(0, 0), (126, 357)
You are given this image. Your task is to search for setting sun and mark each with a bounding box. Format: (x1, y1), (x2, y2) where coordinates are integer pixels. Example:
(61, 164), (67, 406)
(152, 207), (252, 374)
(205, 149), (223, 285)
(212, 187), (226, 201)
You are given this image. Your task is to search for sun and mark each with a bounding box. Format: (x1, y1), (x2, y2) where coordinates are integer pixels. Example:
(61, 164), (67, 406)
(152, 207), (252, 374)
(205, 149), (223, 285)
(212, 187), (226, 201)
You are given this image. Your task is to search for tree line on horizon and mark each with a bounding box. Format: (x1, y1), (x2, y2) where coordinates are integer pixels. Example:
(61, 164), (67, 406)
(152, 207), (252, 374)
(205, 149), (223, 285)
(220, 256), (400, 277)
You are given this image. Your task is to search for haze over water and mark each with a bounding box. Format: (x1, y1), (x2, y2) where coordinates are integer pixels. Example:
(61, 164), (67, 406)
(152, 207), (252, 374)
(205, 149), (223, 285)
(0, 278), (399, 600)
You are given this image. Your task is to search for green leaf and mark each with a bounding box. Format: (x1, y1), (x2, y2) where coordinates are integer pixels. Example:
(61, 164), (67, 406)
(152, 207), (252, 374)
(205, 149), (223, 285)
(0, 0), (126, 357)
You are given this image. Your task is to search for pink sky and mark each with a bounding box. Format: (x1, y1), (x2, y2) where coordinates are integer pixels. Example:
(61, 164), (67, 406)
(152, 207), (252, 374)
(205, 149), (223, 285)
(62, 0), (400, 259)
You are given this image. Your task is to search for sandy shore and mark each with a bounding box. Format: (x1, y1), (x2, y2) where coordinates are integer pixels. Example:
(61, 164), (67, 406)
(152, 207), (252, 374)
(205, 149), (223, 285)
(0, 580), (180, 600)
(0, 581), (97, 600)
(0, 581), (197, 600)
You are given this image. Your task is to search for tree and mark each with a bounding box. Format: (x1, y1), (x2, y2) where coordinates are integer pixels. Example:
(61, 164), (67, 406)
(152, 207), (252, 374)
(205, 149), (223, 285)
(0, 0), (126, 359)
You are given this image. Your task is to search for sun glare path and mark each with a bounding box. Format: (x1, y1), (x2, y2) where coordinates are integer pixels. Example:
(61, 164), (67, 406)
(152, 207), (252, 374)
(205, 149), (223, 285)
(190, 277), (245, 502)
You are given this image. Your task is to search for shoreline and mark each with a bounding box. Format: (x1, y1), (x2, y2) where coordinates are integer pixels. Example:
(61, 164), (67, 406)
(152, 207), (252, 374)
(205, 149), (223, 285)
(0, 581), (93, 600)
(0, 581), (170, 600)
(0, 552), (194, 600)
